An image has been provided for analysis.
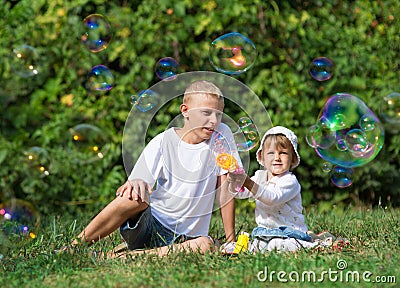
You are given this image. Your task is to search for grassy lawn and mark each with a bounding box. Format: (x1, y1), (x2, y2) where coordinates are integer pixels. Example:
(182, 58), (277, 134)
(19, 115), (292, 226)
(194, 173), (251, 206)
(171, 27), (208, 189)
(1, 205), (399, 287)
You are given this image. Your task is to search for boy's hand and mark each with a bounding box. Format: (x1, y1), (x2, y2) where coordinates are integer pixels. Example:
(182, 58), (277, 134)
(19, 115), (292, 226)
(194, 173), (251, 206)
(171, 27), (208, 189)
(115, 179), (152, 203)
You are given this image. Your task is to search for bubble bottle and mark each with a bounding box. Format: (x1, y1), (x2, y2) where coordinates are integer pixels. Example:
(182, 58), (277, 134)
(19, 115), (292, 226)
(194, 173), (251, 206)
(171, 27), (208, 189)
(233, 231), (250, 254)
(215, 153), (245, 192)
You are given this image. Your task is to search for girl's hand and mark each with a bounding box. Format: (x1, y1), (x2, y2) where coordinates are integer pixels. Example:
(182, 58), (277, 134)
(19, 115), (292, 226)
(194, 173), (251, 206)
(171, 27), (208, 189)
(227, 170), (247, 192)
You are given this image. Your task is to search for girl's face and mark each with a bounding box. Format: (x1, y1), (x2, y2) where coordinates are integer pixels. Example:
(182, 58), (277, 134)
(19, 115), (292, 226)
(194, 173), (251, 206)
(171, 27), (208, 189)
(259, 136), (295, 177)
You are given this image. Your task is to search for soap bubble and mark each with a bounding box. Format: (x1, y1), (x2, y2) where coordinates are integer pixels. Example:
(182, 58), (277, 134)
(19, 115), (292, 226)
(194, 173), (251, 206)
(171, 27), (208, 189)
(0, 198), (40, 242)
(23, 147), (51, 177)
(335, 138), (348, 151)
(131, 90), (158, 112)
(155, 57), (179, 80)
(81, 14), (112, 53)
(359, 114), (377, 131)
(209, 32), (257, 75)
(380, 92), (400, 124)
(345, 129), (370, 156)
(67, 124), (109, 163)
(86, 65), (114, 91)
(11, 45), (40, 77)
(321, 162), (333, 173)
(330, 166), (353, 188)
(305, 122), (335, 149)
(234, 117), (260, 151)
(210, 130), (233, 156)
(309, 57), (334, 81)
(310, 93), (384, 168)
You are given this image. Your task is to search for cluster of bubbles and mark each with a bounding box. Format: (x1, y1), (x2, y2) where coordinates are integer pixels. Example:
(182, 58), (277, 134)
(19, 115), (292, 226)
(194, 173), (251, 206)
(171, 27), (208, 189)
(79, 14), (115, 92)
(3, 15), (114, 249)
(155, 57), (179, 80)
(233, 117), (260, 152)
(130, 90), (159, 112)
(209, 32), (257, 75)
(306, 56), (393, 188)
(129, 58), (179, 110)
(1, 123), (108, 251)
(129, 32), (259, 111)
(10, 45), (40, 78)
(211, 117), (259, 155)
(309, 57), (334, 81)
(66, 124), (109, 163)
(306, 93), (384, 188)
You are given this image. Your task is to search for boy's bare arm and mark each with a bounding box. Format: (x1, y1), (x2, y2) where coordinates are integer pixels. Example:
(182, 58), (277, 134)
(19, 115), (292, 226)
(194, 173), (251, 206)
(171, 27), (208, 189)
(216, 174), (236, 242)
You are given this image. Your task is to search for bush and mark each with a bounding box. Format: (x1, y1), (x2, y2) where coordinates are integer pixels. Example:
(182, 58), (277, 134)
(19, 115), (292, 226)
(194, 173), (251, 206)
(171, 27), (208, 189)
(0, 0), (399, 216)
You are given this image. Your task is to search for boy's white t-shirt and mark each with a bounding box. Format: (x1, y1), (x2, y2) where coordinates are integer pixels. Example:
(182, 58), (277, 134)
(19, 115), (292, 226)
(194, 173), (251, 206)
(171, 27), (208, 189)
(128, 123), (238, 237)
(235, 170), (308, 232)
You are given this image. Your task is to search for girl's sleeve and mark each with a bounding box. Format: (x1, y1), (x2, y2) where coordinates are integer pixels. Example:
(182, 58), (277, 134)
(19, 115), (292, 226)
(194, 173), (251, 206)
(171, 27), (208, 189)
(253, 173), (300, 206)
(232, 188), (252, 199)
(127, 135), (163, 187)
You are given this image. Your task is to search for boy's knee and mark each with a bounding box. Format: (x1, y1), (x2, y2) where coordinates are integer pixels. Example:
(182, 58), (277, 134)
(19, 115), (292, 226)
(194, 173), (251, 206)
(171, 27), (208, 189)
(113, 197), (148, 218)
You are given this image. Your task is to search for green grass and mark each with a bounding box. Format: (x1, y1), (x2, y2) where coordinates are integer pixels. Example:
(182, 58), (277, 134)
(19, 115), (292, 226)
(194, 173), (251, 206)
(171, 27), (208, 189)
(1, 206), (399, 288)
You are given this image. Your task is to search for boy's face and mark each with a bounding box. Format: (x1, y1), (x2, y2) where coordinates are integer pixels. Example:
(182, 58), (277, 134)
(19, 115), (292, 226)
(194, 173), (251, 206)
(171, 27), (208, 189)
(259, 140), (293, 177)
(180, 94), (224, 143)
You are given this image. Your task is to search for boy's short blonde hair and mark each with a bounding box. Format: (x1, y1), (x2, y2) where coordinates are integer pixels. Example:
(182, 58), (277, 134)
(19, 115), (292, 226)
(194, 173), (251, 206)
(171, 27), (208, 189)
(183, 80), (224, 104)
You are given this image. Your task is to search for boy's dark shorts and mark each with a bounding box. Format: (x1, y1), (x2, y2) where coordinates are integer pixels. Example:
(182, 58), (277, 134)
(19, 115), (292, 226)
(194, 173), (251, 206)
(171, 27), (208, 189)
(119, 206), (199, 250)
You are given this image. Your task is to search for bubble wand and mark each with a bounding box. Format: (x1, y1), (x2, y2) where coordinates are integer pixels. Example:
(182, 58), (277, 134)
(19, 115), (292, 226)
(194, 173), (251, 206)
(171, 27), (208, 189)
(215, 153), (245, 192)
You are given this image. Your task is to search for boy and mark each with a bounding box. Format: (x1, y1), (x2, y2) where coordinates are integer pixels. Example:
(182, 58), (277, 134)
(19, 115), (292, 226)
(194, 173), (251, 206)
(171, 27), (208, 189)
(72, 80), (237, 257)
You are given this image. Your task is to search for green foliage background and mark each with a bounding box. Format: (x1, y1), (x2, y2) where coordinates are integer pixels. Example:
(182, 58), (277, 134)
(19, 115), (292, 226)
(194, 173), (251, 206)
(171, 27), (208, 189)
(1, 0), (399, 216)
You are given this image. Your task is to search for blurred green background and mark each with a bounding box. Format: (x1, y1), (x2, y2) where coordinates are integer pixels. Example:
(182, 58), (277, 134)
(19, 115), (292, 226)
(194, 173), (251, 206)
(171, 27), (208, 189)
(1, 0), (399, 218)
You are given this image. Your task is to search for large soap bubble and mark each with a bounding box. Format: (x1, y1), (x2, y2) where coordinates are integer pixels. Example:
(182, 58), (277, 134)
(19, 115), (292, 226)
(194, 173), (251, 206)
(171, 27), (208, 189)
(81, 14), (112, 53)
(67, 123), (109, 163)
(23, 146), (51, 177)
(11, 45), (40, 78)
(209, 32), (257, 75)
(309, 93), (384, 168)
(0, 198), (40, 242)
(380, 92), (400, 124)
